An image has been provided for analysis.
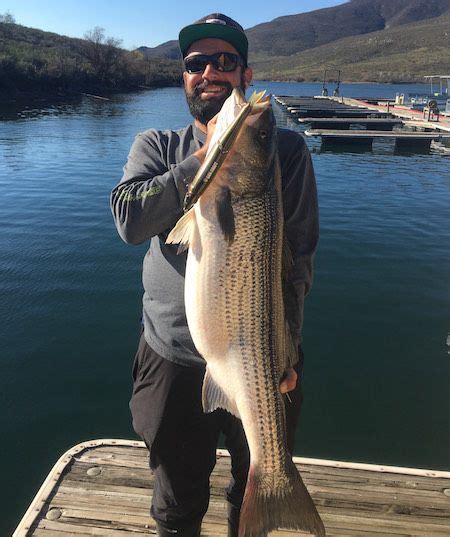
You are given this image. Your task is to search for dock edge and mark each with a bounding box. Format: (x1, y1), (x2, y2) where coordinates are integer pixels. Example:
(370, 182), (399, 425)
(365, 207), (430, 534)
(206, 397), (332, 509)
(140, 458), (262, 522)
(14, 438), (450, 536)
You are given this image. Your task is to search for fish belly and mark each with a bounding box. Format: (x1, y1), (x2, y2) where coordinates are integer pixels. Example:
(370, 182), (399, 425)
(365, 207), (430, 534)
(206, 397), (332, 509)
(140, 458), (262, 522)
(185, 192), (326, 536)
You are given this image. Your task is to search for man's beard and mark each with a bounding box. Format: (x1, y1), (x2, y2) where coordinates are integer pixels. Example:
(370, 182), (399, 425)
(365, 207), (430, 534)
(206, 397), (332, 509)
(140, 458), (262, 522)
(185, 77), (245, 125)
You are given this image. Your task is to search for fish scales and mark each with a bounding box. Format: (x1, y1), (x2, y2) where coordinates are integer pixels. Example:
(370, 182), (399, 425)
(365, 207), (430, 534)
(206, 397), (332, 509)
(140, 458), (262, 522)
(222, 192), (287, 479)
(167, 89), (325, 536)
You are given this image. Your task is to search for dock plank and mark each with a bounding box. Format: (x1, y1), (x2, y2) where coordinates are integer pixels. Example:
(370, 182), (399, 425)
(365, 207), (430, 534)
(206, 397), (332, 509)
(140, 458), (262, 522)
(296, 118), (403, 131)
(304, 129), (450, 139)
(14, 439), (450, 536)
(296, 118), (403, 124)
(274, 94), (450, 151)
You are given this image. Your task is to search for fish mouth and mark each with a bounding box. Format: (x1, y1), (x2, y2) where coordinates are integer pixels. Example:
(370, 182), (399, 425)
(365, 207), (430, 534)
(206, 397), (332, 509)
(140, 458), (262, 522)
(184, 90), (270, 212)
(184, 99), (253, 212)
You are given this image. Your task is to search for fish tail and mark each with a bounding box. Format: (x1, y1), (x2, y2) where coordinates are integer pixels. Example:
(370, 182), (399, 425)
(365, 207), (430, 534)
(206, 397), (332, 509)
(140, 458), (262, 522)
(239, 461), (326, 537)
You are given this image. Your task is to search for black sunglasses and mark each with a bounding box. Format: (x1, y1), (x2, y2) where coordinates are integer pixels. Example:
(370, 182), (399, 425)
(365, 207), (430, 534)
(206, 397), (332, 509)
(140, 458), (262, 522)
(183, 52), (244, 74)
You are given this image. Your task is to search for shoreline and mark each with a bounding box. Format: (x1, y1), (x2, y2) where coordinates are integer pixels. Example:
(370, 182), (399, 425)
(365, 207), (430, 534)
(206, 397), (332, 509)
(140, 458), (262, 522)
(264, 80), (429, 85)
(0, 82), (182, 106)
(0, 79), (429, 108)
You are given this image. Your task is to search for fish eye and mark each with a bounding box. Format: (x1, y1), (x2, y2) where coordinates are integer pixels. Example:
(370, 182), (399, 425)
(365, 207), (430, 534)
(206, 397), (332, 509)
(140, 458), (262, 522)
(259, 129), (268, 139)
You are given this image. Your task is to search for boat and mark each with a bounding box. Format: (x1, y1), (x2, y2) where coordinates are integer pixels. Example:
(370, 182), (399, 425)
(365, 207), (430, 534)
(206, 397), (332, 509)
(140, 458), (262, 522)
(403, 75), (450, 110)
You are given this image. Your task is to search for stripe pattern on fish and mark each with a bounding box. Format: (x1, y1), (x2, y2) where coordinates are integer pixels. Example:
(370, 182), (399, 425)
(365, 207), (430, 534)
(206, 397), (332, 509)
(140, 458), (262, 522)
(167, 88), (325, 537)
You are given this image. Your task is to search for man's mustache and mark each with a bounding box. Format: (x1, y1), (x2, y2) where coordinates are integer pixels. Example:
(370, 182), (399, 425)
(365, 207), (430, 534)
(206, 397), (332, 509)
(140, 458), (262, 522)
(193, 80), (233, 96)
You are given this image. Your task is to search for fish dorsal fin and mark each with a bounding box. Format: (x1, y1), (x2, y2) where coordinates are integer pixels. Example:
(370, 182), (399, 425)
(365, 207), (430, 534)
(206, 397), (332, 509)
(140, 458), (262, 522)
(202, 367), (240, 419)
(166, 207), (196, 253)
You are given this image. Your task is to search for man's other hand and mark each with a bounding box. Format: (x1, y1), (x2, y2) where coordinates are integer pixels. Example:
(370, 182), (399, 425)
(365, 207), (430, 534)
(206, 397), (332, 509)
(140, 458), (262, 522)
(193, 115), (218, 163)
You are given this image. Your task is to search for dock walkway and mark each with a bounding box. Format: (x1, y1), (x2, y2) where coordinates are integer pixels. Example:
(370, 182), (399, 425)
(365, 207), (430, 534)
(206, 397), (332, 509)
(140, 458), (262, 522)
(297, 118), (403, 130)
(273, 96), (393, 119)
(273, 95), (450, 151)
(14, 439), (450, 536)
(331, 96), (450, 133)
(304, 129), (450, 150)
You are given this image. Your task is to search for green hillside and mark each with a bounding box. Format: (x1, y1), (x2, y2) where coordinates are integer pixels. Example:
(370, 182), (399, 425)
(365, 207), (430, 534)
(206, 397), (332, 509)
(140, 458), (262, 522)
(246, 0), (450, 57)
(250, 11), (450, 82)
(2, 0), (450, 100)
(0, 22), (182, 101)
(142, 0), (450, 84)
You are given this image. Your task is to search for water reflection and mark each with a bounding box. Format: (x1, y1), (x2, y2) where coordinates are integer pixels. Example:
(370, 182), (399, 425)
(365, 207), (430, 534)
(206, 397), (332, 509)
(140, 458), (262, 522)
(0, 96), (82, 121)
(316, 143), (373, 154)
(0, 93), (134, 121)
(1, 83), (449, 537)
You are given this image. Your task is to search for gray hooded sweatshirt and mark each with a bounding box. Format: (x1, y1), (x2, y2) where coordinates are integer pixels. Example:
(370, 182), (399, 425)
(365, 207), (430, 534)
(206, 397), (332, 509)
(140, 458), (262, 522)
(111, 123), (318, 368)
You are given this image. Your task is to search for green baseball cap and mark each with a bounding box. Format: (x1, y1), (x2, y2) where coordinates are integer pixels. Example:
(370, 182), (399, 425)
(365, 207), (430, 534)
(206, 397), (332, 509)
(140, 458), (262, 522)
(179, 13), (248, 65)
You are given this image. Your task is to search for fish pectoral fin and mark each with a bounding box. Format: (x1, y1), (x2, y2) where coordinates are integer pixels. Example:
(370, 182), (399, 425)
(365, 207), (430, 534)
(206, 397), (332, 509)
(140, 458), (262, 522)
(215, 187), (235, 244)
(166, 207), (196, 253)
(202, 368), (240, 419)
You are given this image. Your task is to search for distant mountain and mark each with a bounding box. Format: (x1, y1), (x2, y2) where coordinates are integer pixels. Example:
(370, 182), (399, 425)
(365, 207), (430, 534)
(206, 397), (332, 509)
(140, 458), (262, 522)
(3, 0), (450, 98)
(143, 0), (450, 59)
(140, 0), (450, 82)
(247, 0), (450, 57)
(137, 41), (180, 60)
(251, 11), (450, 82)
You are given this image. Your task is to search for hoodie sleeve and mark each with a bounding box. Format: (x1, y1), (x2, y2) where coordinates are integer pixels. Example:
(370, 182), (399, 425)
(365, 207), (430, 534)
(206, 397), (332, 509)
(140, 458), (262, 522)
(279, 129), (319, 344)
(111, 129), (201, 244)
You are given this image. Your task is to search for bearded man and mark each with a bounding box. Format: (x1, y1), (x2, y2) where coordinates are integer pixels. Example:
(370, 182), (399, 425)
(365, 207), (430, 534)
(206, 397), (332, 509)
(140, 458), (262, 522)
(111, 13), (319, 537)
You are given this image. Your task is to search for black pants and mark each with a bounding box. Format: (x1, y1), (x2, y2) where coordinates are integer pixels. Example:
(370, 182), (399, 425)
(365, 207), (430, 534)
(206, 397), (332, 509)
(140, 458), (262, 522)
(129, 333), (304, 530)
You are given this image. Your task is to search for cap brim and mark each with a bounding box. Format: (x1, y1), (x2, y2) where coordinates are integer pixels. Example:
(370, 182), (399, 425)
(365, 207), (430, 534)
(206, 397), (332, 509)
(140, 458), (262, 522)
(179, 23), (248, 61)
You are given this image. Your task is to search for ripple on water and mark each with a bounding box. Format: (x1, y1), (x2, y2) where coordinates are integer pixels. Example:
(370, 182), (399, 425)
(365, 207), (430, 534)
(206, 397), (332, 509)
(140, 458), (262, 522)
(0, 83), (449, 537)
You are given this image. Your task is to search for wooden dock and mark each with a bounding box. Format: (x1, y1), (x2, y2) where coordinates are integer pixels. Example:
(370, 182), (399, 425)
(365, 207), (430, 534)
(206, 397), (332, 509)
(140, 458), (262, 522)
(274, 95), (450, 151)
(274, 96), (393, 119)
(14, 439), (450, 536)
(297, 118), (403, 130)
(331, 96), (450, 133)
(289, 109), (392, 119)
(304, 129), (450, 150)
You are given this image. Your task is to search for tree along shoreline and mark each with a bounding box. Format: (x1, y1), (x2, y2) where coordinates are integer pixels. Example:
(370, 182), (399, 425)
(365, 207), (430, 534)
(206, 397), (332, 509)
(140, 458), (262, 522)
(1, 23), (183, 105)
(1, 19), (431, 108)
(0, 80), (181, 104)
(1, 76), (427, 106)
(0, 54), (183, 104)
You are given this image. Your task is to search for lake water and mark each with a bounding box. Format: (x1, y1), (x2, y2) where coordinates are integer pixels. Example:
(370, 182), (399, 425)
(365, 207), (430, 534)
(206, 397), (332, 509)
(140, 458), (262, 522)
(1, 81), (449, 534)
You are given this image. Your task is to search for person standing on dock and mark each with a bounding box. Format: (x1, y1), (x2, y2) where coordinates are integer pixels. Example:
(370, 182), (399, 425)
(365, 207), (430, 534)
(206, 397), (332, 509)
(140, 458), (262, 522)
(110, 13), (319, 537)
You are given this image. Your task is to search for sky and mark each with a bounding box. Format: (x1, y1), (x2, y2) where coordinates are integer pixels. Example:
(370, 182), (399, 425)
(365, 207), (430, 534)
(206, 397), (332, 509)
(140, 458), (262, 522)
(1, 0), (347, 50)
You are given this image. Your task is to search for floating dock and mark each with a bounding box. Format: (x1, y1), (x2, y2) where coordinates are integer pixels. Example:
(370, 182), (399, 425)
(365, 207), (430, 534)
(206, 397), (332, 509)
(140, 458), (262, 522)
(297, 118), (403, 130)
(274, 95), (450, 152)
(336, 96), (450, 131)
(14, 439), (450, 536)
(305, 129), (450, 150)
(275, 96), (393, 119)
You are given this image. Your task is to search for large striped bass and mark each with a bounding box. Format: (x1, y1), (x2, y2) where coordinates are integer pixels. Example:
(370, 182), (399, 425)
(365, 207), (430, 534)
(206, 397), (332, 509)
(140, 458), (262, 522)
(167, 89), (325, 537)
